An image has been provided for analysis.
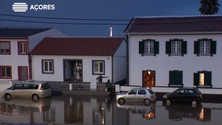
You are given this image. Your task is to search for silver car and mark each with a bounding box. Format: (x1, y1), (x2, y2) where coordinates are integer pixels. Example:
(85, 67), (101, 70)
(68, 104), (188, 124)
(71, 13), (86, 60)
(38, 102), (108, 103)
(116, 87), (156, 106)
(1, 80), (52, 101)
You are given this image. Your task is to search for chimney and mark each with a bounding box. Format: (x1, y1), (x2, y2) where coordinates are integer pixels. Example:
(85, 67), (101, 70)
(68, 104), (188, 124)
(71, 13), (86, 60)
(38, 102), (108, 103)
(110, 27), (112, 37)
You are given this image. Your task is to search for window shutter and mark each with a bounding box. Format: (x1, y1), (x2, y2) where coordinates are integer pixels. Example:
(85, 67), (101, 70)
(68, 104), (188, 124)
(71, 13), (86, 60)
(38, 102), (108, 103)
(169, 71), (176, 85)
(194, 41), (200, 54)
(139, 41), (144, 54)
(210, 41), (216, 54)
(176, 71), (183, 85)
(182, 41), (187, 54)
(193, 72), (199, 86)
(166, 41), (171, 54)
(204, 71), (212, 86)
(154, 41), (159, 54)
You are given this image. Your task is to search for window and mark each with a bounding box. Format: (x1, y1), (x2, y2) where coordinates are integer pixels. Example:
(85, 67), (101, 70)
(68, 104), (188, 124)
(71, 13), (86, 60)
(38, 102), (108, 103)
(144, 41), (154, 54)
(169, 70), (183, 87)
(166, 39), (187, 56)
(14, 84), (23, 89)
(138, 89), (146, 95)
(174, 89), (184, 95)
(171, 41), (181, 54)
(23, 84), (39, 89)
(42, 59), (54, 74)
(128, 89), (137, 95)
(92, 60), (105, 75)
(18, 41), (27, 55)
(194, 39), (216, 56)
(194, 71), (212, 87)
(0, 41), (10, 54)
(185, 90), (194, 95)
(139, 39), (159, 56)
(0, 66), (11, 79)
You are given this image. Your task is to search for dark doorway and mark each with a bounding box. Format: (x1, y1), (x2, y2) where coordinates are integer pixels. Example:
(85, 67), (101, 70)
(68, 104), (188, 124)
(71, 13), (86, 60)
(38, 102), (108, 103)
(63, 59), (83, 82)
(142, 70), (155, 87)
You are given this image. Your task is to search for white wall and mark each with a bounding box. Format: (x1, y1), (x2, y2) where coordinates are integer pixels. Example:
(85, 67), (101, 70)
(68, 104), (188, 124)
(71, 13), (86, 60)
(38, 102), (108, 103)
(113, 40), (126, 83)
(32, 55), (112, 82)
(0, 39), (29, 80)
(128, 34), (222, 88)
(28, 28), (67, 51)
(64, 61), (71, 80)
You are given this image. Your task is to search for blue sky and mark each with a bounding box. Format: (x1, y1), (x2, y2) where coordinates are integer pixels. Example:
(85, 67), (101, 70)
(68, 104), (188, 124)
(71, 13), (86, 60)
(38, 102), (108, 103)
(0, 0), (222, 36)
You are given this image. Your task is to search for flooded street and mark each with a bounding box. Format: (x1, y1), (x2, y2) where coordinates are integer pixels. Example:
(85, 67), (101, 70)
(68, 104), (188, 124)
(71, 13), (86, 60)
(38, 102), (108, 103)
(0, 95), (222, 125)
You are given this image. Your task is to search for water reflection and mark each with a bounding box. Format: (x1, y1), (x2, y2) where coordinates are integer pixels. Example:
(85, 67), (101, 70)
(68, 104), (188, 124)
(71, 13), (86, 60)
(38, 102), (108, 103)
(116, 103), (155, 120)
(0, 96), (222, 125)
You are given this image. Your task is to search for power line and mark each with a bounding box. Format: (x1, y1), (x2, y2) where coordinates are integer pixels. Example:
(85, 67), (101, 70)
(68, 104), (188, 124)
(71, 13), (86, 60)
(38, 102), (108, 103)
(0, 18), (128, 25)
(0, 13), (131, 21)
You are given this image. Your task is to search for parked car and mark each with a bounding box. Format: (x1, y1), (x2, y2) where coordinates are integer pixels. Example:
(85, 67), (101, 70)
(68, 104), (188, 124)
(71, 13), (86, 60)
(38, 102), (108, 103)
(162, 87), (203, 105)
(162, 102), (202, 121)
(1, 80), (52, 101)
(116, 87), (156, 106)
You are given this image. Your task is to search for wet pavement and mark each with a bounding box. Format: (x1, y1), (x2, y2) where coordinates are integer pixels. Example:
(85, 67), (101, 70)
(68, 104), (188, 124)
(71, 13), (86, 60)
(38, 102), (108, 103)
(0, 95), (222, 125)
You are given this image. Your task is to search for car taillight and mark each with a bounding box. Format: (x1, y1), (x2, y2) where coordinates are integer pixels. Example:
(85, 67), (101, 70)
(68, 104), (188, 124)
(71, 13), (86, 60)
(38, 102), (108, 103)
(197, 94), (201, 97)
(151, 95), (154, 99)
(40, 85), (43, 90)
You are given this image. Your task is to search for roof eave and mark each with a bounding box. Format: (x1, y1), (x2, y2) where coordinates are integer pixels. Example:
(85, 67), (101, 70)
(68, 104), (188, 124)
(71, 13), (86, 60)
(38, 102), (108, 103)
(29, 54), (114, 56)
(122, 32), (222, 35)
(0, 37), (28, 39)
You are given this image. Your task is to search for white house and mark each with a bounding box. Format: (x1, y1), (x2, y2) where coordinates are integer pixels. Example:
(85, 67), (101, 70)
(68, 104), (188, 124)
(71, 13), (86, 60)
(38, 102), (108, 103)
(0, 27), (67, 83)
(122, 15), (222, 94)
(29, 36), (126, 84)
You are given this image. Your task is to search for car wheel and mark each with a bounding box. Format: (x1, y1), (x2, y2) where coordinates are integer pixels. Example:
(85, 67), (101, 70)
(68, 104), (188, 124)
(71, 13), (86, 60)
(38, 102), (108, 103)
(143, 99), (151, 106)
(4, 93), (12, 101)
(32, 94), (39, 102)
(118, 98), (125, 105)
(166, 99), (171, 106)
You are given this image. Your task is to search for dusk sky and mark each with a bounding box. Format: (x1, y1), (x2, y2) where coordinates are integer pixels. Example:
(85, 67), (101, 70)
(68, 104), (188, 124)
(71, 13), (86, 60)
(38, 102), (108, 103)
(0, 0), (222, 36)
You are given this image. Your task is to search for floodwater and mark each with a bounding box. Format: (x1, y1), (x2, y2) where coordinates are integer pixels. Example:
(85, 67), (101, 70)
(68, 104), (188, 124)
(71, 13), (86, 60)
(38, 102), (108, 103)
(0, 95), (222, 125)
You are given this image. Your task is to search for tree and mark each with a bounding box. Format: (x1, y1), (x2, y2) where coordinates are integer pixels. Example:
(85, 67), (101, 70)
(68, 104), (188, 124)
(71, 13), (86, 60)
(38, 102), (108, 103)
(199, 0), (220, 15)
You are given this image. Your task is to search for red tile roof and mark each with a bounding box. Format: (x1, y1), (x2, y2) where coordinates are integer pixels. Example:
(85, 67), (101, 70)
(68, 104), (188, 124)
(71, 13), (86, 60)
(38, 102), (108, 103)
(123, 15), (222, 34)
(30, 36), (124, 56)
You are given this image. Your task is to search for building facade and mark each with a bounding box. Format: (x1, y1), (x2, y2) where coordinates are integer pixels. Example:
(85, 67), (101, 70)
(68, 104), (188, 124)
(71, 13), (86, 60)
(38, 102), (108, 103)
(122, 15), (222, 93)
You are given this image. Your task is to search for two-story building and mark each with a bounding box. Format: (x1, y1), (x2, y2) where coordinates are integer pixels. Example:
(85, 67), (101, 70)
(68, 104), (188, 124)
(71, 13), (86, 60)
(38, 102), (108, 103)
(122, 15), (222, 94)
(0, 27), (67, 83)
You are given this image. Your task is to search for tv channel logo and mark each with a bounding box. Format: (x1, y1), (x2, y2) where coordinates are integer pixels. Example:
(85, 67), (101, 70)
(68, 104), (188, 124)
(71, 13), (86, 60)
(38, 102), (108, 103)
(12, 3), (28, 12)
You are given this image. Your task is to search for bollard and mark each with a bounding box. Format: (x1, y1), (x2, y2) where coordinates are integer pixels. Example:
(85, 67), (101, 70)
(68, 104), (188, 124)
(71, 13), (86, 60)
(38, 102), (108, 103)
(69, 84), (72, 90)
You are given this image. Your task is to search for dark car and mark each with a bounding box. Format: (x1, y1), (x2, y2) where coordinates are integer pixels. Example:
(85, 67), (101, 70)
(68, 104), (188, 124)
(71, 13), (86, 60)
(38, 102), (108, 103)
(162, 87), (203, 105)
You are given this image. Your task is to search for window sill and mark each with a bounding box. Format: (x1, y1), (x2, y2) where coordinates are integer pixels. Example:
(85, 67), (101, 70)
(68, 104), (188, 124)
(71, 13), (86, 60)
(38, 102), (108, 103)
(167, 54), (185, 56)
(0, 77), (12, 79)
(197, 53), (213, 56)
(168, 84), (183, 87)
(93, 73), (105, 75)
(42, 72), (54, 74)
(142, 53), (156, 56)
(196, 85), (212, 88)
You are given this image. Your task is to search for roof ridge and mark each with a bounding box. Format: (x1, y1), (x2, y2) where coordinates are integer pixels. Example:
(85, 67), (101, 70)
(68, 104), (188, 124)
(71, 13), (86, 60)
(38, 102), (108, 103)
(135, 14), (222, 18)
(0, 27), (53, 29)
(45, 35), (124, 38)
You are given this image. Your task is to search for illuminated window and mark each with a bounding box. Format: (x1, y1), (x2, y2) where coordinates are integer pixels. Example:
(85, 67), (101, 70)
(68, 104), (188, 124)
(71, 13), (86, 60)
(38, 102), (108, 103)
(200, 73), (204, 85)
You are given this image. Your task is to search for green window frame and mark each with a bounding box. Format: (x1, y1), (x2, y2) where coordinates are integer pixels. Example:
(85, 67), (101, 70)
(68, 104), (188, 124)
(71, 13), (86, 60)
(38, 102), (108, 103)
(194, 38), (216, 56)
(139, 39), (159, 56)
(166, 38), (187, 56)
(169, 70), (183, 87)
(193, 71), (212, 88)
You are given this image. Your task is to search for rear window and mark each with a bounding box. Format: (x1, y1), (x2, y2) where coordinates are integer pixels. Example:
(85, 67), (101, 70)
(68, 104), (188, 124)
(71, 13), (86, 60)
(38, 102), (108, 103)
(194, 88), (201, 93)
(42, 83), (50, 90)
(148, 89), (154, 94)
